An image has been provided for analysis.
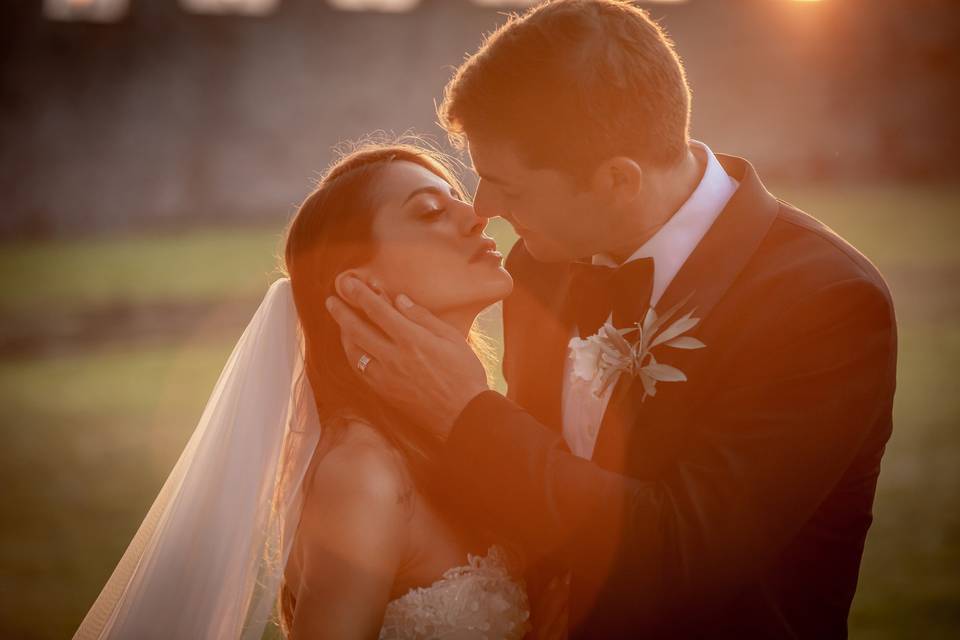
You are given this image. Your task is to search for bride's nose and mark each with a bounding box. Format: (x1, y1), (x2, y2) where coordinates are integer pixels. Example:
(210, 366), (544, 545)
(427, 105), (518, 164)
(454, 200), (486, 237)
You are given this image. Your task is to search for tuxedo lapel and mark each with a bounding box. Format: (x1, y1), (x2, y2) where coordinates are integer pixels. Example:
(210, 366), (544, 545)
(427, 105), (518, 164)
(592, 155), (781, 471)
(653, 155), (780, 325)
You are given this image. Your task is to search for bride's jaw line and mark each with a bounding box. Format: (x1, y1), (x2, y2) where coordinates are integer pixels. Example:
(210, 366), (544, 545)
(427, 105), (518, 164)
(432, 264), (513, 338)
(430, 298), (496, 339)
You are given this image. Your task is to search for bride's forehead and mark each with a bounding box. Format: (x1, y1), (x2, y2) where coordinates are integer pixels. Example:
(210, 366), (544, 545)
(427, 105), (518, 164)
(373, 160), (449, 204)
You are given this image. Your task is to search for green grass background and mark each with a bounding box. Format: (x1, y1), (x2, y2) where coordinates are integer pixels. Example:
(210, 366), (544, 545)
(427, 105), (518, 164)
(1, 186), (957, 638)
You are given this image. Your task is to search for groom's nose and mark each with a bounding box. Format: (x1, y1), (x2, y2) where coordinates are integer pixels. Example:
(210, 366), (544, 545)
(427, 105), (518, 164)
(472, 179), (498, 220)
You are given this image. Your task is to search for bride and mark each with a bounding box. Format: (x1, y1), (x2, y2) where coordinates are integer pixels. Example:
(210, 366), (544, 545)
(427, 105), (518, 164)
(73, 142), (531, 639)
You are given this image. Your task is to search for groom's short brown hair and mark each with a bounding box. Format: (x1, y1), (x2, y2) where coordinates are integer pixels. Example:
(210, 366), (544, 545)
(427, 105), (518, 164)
(439, 0), (691, 181)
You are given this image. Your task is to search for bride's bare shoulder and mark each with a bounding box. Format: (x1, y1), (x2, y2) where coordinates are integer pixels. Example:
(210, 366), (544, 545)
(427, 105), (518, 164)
(304, 420), (413, 518)
(288, 420), (412, 613)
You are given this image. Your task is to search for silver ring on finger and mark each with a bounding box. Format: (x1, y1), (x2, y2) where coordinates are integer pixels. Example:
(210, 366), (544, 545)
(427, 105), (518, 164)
(356, 353), (373, 375)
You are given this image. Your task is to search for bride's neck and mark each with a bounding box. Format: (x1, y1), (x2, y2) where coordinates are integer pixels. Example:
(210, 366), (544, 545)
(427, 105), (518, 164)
(436, 307), (480, 339)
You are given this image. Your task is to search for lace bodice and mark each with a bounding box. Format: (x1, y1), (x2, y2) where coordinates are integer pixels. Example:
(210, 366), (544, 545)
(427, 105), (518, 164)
(379, 545), (531, 639)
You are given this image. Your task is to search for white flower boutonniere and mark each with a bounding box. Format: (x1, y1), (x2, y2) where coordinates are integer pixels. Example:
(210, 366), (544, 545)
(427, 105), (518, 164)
(569, 298), (706, 401)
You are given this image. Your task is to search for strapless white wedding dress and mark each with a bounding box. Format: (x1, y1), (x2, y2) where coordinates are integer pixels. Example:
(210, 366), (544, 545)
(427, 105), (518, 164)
(379, 545), (531, 639)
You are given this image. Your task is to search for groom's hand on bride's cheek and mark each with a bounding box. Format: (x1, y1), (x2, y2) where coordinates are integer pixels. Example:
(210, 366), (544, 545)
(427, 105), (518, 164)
(325, 277), (490, 440)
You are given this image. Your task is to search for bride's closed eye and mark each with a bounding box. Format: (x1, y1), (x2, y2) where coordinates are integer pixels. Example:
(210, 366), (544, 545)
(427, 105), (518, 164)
(420, 206), (445, 222)
(417, 189), (466, 222)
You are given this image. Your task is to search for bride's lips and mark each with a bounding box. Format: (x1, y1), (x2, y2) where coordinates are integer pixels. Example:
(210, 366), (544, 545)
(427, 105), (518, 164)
(469, 238), (503, 264)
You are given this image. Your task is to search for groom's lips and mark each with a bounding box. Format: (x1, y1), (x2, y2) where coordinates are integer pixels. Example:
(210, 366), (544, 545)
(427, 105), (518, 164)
(469, 239), (502, 264)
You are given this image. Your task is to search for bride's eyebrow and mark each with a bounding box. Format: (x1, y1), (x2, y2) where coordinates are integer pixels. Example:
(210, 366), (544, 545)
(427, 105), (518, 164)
(401, 185), (460, 206)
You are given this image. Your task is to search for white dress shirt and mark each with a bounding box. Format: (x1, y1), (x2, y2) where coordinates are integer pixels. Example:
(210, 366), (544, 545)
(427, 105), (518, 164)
(560, 140), (739, 459)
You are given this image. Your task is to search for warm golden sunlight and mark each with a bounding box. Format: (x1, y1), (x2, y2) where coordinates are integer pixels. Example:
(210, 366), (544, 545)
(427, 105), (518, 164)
(4, 2), (957, 640)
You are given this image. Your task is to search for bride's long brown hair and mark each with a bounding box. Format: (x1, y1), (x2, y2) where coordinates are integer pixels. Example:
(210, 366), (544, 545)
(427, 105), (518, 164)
(275, 139), (490, 634)
(283, 140), (469, 459)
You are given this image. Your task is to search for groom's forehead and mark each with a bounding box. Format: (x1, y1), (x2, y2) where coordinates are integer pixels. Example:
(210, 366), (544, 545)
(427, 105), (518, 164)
(469, 140), (569, 190)
(468, 139), (528, 180)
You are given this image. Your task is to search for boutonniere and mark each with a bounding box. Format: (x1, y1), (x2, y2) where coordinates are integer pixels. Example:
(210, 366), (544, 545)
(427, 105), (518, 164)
(568, 296), (706, 401)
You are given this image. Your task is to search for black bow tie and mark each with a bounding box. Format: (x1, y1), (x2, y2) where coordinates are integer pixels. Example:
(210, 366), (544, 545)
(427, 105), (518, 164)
(568, 257), (655, 338)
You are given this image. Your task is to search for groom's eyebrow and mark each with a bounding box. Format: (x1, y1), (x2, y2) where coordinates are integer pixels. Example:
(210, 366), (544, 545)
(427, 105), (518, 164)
(478, 172), (509, 187)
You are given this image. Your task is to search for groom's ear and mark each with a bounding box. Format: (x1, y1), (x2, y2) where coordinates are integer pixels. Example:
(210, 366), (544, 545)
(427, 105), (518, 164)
(591, 157), (643, 204)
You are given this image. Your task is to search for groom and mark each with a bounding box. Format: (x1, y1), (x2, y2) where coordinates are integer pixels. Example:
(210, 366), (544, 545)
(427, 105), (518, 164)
(326, 1), (897, 637)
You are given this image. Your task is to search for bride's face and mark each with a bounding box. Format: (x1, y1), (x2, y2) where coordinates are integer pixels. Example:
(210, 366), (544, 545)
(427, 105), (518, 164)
(357, 160), (513, 316)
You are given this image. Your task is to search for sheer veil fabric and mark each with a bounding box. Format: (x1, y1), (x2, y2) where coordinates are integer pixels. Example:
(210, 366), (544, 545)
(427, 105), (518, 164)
(73, 278), (321, 640)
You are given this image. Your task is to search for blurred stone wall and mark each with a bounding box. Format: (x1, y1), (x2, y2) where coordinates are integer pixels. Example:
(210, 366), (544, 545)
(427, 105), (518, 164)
(1, 0), (957, 237)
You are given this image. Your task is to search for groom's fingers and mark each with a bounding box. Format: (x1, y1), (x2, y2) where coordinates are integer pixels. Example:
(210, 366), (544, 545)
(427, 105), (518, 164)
(325, 295), (393, 361)
(342, 278), (429, 342)
(394, 294), (462, 341)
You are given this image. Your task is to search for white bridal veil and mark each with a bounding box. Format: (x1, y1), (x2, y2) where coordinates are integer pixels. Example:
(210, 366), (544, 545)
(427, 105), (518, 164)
(73, 277), (321, 640)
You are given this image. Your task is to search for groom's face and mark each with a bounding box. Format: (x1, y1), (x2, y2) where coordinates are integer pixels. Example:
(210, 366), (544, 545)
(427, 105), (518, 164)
(468, 136), (607, 263)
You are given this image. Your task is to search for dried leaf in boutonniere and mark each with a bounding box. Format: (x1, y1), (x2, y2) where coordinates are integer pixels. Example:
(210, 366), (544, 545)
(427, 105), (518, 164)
(568, 295), (706, 401)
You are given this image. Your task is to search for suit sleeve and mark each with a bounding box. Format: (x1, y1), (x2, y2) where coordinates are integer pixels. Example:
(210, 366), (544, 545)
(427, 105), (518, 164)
(442, 277), (897, 627)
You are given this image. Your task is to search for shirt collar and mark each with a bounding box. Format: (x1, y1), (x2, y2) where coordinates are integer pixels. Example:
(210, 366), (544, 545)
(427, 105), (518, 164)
(592, 140), (739, 305)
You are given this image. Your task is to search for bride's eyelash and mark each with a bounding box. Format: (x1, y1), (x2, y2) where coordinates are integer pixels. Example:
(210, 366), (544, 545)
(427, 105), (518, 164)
(421, 207), (445, 220)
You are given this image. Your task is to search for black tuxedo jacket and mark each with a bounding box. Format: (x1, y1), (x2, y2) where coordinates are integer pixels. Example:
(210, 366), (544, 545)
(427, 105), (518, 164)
(441, 154), (897, 638)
